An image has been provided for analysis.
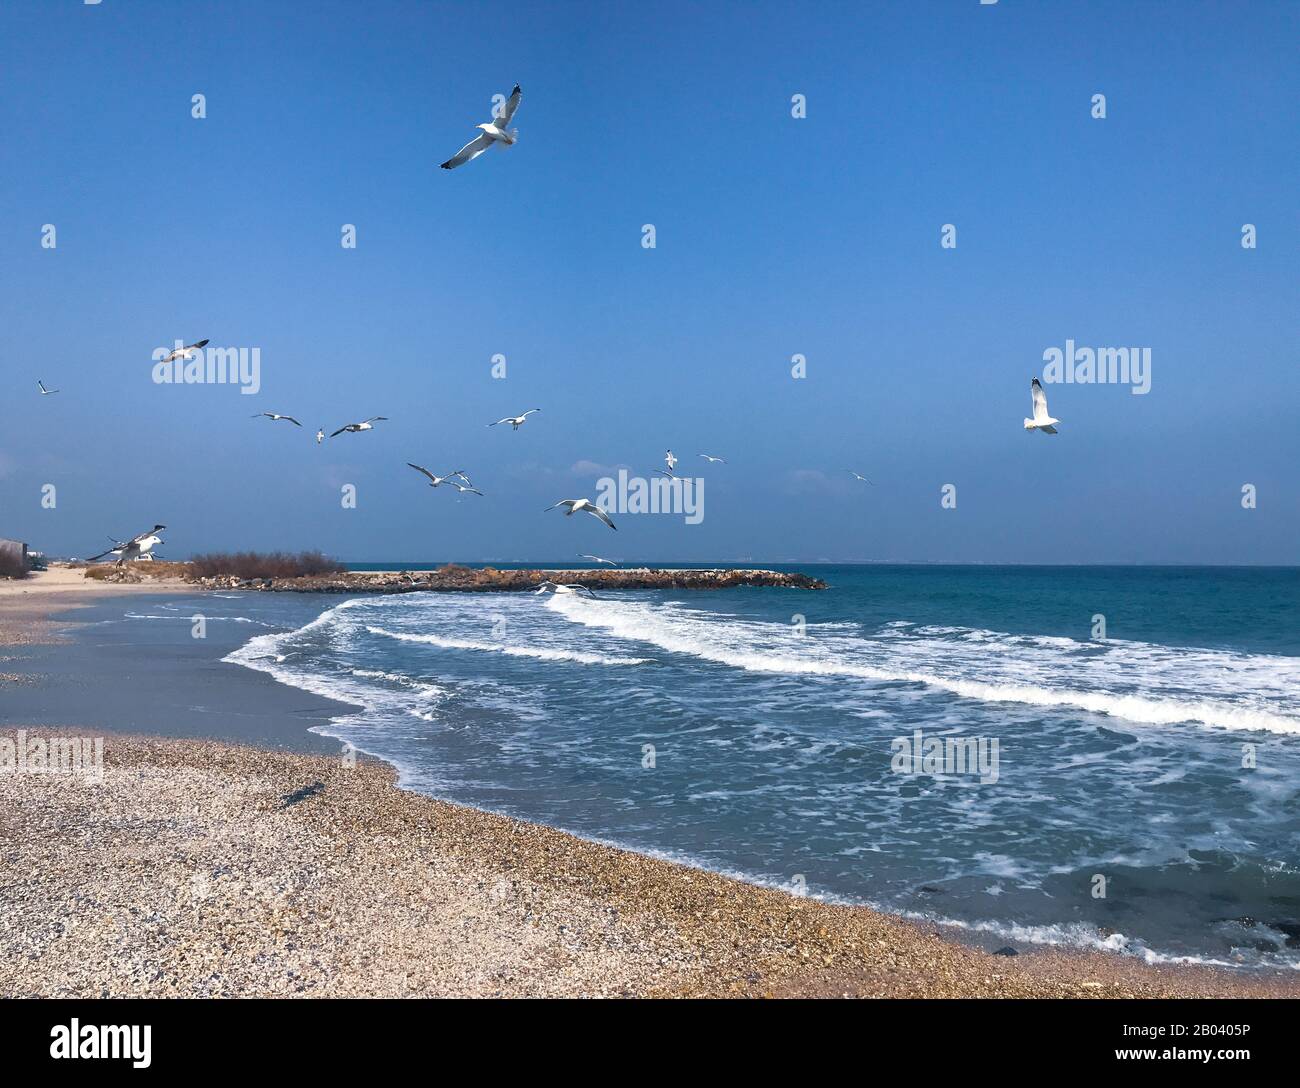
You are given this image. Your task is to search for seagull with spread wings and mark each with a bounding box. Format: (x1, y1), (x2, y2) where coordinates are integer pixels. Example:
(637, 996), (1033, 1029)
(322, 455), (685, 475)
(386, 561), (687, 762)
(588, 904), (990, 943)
(160, 339), (209, 364)
(488, 409), (540, 430)
(330, 416), (388, 438)
(441, 83), (522, 170)
(87, 524), (166, 564)
(545, 498), (617, 530)
(252, 412), (302, 427)
(1024, 378), (1061, 434)
(38, 380), (59, 395)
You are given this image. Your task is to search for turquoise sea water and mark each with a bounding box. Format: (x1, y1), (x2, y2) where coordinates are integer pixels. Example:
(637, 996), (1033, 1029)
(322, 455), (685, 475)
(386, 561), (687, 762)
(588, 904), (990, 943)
(214, 564), (1300, 968)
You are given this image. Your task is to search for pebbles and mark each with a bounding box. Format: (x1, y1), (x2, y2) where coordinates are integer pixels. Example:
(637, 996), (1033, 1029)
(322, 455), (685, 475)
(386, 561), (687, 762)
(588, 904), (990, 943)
(2, 731), (1295, 999)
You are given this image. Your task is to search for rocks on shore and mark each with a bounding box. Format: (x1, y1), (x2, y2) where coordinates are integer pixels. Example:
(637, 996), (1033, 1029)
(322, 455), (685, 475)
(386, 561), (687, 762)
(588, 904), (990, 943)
(188, 565), (828, 594)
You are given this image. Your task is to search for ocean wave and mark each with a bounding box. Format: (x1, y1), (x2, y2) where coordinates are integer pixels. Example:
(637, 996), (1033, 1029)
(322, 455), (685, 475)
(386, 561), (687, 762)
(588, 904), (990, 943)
(544, 596), (1300, 735)
(363, 624), (649, 666)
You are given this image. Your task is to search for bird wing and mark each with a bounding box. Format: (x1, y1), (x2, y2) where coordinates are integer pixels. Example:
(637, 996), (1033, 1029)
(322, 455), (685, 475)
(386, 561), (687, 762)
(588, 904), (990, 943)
(441, 132), (494, 169)
(283, 416), (302, 427)
(364, 416), (387, 424)
(496, 84), (522, 127)
(1031, 379), (1050, 421)
(488, 417), (511, 427)
(407, 463), (438, 483)
(329, 426), (349, 438)
(586, 506), (617, 530)
(1040, 424), (1059, 434)
(190, 339), (210, 350)
(85, 548), (117, 562)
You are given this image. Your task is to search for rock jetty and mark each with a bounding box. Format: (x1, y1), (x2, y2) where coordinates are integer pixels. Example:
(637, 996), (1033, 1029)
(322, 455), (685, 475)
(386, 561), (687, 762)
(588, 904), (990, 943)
(189, 565), (827, 594)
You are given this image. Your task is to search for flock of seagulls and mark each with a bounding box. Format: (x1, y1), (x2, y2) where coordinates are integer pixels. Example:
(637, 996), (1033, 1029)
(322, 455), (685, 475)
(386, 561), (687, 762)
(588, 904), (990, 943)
(36, 81), (1065, 569)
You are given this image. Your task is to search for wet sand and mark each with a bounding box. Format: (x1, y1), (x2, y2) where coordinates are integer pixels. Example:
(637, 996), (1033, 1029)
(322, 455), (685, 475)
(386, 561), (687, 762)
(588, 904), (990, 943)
(2, 573), (1297, 998)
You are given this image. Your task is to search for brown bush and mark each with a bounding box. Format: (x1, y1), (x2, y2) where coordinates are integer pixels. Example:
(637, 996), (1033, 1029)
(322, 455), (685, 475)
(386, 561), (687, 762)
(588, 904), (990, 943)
(187, 551), (346, 580)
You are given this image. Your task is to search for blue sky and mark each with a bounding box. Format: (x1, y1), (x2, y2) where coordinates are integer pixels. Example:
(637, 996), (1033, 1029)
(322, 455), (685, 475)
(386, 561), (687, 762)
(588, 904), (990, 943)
(1, 0), (1296, 563)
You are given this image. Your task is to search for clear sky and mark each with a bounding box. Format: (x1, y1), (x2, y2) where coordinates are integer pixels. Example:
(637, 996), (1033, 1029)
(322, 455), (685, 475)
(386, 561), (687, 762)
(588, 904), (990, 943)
(1, 0), (1296, 564)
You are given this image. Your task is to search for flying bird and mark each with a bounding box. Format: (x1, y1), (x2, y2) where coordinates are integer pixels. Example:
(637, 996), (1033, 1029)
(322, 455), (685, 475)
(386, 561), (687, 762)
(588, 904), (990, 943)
(37, 380), (59, 395)
(665, 450), (677, 472)
(847, 470), (873, 485)
(315, 429), (325, 444)
(534, 580), (599, 598)
(407, 463), (467, 488)
(87, 525), (166, 564)
(441, 83), (522, 170)
(160, 339), (209, 364)
(545, 498), (617, 530)
(252, 412), (302, 427)
(1024, 378), (1060, 434)
(330, 416), (388, 438)
(580, 554), (618, 566)
(488, 409), (540, 430)
(448, 481), (484, 496)
(698, 453), (725, 464)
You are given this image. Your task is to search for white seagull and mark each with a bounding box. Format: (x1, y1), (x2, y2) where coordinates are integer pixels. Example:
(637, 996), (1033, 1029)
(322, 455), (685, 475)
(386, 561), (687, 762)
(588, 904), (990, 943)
(580, 554), (618, 566)
(545, 498), (617, 530)
(488, 409), (541, 430)
(315, 429), (325, 444)
(448, 481), (484, 496)
(847, 470), (873, 485)
(407, 463), (467, 488)
(253, 412), (302, 427)
(160, 339), (209, 364)
(534, 580), (599, 598)
(441, 84), (522, 170)
(698, 453), (725, 464)
(1024, 378), (1060, 434)
(665, 450), (677, 472)
(87, 524), (166, 564)
(37, 380), (59, 395)
(330, 416), (388, 438)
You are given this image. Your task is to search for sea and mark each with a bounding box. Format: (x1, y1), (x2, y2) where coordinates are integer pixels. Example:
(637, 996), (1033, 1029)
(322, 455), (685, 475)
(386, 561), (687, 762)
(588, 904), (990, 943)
(155, 564), (1300, 968)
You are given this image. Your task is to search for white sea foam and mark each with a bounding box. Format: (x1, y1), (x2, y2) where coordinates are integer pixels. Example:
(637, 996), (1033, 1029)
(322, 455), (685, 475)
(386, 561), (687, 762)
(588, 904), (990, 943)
(363, 624), (649, 666)
(544, 596), (1300, 735)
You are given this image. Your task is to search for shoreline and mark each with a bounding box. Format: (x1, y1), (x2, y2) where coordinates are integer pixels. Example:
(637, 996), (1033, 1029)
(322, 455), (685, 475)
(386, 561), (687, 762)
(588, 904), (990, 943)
(2, 576), (1297, 998)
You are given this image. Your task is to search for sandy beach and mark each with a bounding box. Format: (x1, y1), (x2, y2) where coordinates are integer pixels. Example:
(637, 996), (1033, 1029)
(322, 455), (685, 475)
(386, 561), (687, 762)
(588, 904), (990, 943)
(2, 572), (1297, 999)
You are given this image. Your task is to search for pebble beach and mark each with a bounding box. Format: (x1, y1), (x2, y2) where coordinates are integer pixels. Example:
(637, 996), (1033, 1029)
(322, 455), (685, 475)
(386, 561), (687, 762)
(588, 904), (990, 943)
(2, 572), (1297, 999)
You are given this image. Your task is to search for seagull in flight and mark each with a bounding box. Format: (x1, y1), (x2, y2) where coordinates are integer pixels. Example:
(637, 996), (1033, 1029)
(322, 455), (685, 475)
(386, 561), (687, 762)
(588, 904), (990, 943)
(545, 498), (617, 530)
(407, 463), (468, 488)
(37, 380), (59, 395)
(1024, 378), (1060, 434)
(488, 409), (540, 430)
(441, 83), (522, 170)
(330, 416), (388, 438)
(580, 554), (618, 567)
(534, 580), (599, 598)
(160, 339), (209, 364)
(252, 412), (302, 427)
(448, 481), (484, 496)
(665, 450), (678, 472)
(315, 429), (325, 444)
(87, 524), (166, 564)
(847, 470), (873, 485)
(698, 453), (725, 464)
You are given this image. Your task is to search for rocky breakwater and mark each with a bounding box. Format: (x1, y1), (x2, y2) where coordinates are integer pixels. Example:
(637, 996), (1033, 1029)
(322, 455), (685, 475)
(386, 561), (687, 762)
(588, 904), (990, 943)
(189, 565), (828, 594)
